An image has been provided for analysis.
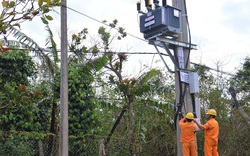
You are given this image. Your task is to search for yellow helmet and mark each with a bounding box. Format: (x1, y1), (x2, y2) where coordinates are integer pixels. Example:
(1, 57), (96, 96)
(185, 112), (194, 119)
(206, 109), (217, 116)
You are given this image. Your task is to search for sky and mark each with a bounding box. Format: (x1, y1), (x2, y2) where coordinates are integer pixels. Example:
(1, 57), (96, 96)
(19, 0), (250, 77)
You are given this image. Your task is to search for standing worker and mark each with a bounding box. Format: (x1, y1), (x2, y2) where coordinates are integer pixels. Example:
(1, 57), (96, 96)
(193, 109), (219, 156)
(179, 112), (197, 156)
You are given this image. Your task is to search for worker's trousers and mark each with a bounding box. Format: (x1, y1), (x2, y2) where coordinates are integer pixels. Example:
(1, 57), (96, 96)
(181, 141), (197, 156)
(204, 140), (219, 156)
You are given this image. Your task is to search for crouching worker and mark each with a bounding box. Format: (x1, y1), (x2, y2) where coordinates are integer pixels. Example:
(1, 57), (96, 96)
(179, 112), (197, 156)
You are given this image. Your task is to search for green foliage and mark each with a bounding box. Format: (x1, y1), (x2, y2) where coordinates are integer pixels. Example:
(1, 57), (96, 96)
(235, 57), (250, 87)
(68, 135), (100, 156)
(98, 20), (127, 50)
(2, 17), (246, 155)
(192, 61), (250, 156)
(0, 132), (52, 155)
(135, 69), (163, 95)
(0, 50), (36, 85)
(66, 28), (109, 135)
(0, 50), (38, 109)
(220, 56), (250, 155)
(0, 0), (61, 35)
(1, 104), (41, 131)
(89, 19), (177, 155)
(68, 64), (100, 136)
(0, 138), (36, 156)
(85, 55), (109, 72)
(45, 25), (59, 65)
(232, 56), (250, 105)
(56, 56), (107, 136)
(0, 50), (52, 132)
(98, 65), (176, 154)
(69, 28), (88, 53)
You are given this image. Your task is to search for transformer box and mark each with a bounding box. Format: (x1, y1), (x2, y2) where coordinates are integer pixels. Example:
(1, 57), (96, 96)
(140, 6), (181, 39)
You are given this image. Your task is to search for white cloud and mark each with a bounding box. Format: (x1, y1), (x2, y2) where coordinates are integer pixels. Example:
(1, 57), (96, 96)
(187, 0), (250, 73)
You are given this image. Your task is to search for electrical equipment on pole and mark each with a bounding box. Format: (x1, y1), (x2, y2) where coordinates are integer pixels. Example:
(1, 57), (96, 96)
(137, 1), (199, 155)
(138, 1), (181, 39)
(139, 6), (181, 39)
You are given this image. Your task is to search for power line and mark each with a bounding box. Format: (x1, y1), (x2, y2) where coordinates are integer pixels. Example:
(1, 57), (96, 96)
(1, 38), (236, 77)
(190, 62), (235, 77)
(64, 5), (146, 43)
(6, 46), (236, 77)
(2, 5), (236, 77)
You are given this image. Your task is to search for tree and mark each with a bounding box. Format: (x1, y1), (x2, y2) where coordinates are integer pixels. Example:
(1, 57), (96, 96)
(0, 0), (61, 36)
(75, 19), (176, 155)
(0, 49), (48, 132)
(0, 17), (189, 155)
(228, 86), (250, 126)
(97, 67), (176, 156)
(232, 56), (250, 103)
(225, 57), (250, 155)
(229, 56), (250, 127)
(7, 24), (109, 154)
(64, 57), (108, 136)
(1, 25), (62, 155)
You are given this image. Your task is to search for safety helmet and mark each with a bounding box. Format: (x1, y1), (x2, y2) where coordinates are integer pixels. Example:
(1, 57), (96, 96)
(185, 112), (194, 120)
(206, 109), (217, 116)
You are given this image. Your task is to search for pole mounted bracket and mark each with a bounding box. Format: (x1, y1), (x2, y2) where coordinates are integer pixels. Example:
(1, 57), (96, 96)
(151, 36), (197, 50)
(149, 35), (197, 73)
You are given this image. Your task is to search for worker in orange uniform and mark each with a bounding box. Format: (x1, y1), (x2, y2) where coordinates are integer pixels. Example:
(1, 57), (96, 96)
(179, 112), (197, 156)
(193, 109), (219, 156)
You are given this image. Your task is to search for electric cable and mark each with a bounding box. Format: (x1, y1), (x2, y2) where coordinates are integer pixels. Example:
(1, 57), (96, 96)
(61, 5), (237, 78)
(65, 2), (248, 130)
(64, 5), (146, 43)
(183, 0), (197, 118)
(175, 0), (194, 124)
(183, 0), (191, 69)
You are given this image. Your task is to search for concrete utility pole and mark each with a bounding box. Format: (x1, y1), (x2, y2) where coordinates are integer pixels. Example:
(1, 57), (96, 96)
(172, 0), (194, 156)
(137, 1), (197, 155)
(59, 0), (69, 155)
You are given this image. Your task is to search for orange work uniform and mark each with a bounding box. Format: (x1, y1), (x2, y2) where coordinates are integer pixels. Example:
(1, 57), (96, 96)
(203, 118), (219, 156)
(179, 118), (197, 156)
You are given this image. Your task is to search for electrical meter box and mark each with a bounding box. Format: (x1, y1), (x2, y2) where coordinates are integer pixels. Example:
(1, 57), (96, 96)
(189, 72), (199, 93)
(139, 6), (181, 39)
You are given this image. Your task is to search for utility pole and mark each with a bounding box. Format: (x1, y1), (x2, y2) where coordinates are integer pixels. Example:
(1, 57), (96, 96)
(137, 1), (197, 155)
(59, 0), (68, 155)
(172, 0), (195, 156)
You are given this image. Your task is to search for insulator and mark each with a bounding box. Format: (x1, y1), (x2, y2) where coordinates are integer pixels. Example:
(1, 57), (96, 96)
(148, 0), (152, 6)
(153, 0), (158, 4)
(145, 0), (149, 7)
(137, 1), (141, 11)
(162, 0), (167, 6)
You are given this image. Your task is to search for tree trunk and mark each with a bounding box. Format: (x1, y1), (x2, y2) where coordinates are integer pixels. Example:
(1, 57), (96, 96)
(47, 102), (58, 156)
(229, 86), (250, 127)
(105, 107), (127, 146)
